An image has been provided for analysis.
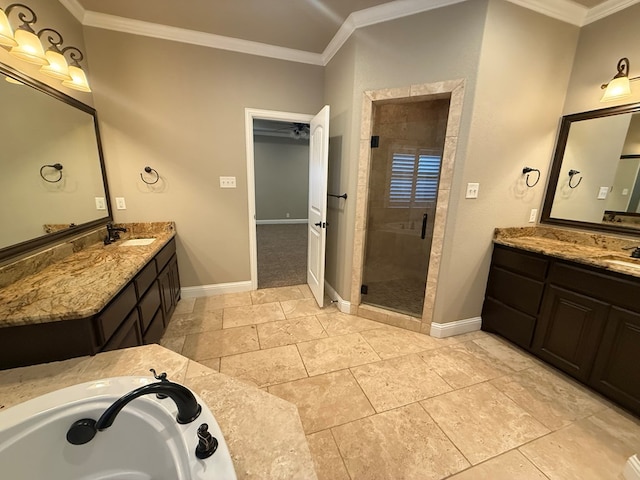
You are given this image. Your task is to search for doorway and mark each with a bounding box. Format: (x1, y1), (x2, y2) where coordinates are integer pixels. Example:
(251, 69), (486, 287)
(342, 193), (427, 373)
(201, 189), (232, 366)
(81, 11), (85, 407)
(361, 98), (450, 317)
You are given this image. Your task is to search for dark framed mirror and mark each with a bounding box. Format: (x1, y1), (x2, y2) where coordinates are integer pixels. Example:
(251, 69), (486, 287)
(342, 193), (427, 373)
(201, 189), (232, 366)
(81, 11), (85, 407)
(541, 102), (640, 235)
(0, 62), (111, 262)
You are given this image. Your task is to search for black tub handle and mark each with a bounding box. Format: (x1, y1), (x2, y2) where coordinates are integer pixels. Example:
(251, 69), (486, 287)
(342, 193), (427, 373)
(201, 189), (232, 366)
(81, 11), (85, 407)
(421, 213), (428, 239)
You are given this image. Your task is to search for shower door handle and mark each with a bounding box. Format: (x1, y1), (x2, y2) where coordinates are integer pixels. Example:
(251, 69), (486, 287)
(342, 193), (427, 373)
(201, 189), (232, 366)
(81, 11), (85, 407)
(421, 213), (428, 239)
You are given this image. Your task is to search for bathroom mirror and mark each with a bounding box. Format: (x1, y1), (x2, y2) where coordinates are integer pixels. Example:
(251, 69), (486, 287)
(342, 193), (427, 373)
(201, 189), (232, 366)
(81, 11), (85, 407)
(541, 102), (640, 235)
(0, 62), (111, 262)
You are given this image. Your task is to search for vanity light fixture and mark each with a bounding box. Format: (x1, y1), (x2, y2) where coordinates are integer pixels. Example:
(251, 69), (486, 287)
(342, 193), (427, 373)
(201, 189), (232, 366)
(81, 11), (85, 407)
(0, 3), (91, 92)
(601, 58), (640, 102)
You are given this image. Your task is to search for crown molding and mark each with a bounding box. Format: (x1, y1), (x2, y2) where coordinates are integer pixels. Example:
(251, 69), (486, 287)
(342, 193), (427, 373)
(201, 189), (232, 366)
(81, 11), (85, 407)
(505, 0), (587, 26)
(82, 11), (323, 65)
(57, 0), (85, 23)
(584, 0), (640, 25)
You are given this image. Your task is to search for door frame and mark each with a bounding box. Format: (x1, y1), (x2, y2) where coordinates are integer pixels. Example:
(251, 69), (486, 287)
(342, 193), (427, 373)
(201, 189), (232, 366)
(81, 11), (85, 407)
(244, 108), (314, 290)
(349, 80), (466, 333)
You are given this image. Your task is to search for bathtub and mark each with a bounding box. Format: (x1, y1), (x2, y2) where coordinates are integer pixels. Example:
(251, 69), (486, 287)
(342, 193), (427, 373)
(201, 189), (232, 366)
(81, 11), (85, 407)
(0, 376), (236, 480)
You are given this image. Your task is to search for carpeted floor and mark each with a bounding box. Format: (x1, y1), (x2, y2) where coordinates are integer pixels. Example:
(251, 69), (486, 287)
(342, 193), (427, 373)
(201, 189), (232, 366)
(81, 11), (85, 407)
(257, 223), (307, 288)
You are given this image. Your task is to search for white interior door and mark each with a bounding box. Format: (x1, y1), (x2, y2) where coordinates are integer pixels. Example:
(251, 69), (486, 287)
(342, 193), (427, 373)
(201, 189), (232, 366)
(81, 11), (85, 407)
(307, 105), (330, 306)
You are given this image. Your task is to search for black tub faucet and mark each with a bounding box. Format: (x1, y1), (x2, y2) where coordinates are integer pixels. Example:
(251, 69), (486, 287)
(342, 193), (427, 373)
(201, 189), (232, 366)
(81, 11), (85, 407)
(622, 245), (640, 258)
(66, 379), (202, 445)
(104, 222), (127, 245)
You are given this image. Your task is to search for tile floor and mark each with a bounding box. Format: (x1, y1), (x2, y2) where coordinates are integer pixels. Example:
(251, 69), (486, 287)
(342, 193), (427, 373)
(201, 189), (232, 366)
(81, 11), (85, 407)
(160, 285), (640, 480)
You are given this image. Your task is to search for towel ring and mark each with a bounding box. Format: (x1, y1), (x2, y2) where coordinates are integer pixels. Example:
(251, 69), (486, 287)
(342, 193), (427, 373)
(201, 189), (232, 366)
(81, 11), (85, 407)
(568, 169), (582, 189)
(522, 167), (540, 188)
(140, 166), (160, 185)
(40, 163), (63, 183)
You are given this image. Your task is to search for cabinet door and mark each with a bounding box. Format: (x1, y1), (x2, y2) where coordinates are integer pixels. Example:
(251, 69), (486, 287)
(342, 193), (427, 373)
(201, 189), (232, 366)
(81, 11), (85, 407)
(590, 307), (640, 416)
(159, 264), (174, 322)
(532, 285), (609, 382)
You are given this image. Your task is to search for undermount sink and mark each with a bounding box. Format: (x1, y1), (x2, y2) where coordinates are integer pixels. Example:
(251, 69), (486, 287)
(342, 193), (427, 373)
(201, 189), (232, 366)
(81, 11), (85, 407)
(119, 238), (156, 246)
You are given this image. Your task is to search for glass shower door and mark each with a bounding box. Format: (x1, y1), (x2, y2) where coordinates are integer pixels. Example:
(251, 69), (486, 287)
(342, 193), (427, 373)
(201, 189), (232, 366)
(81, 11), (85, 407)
(361, 99), (449, 317)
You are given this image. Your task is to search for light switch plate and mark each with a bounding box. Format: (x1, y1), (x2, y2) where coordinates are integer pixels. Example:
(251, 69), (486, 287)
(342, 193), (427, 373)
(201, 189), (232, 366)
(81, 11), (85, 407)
(115, 197), (126, 210)
(597, 187), (609, 200)
(220, 176), (236, 188)
(95, 197), (106, 210)
(466, 183), (479, 199)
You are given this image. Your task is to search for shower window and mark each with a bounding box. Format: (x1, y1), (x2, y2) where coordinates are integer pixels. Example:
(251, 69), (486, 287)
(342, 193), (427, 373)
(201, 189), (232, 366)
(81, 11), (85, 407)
(388, 149), (441, 207)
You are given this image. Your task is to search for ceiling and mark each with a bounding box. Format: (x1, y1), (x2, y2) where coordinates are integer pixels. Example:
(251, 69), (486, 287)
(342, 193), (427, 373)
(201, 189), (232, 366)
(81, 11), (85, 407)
(68, 0), (630, 64)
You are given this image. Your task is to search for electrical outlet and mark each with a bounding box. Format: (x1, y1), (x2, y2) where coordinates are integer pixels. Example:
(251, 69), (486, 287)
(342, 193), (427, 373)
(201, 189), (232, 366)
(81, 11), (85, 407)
(529, 208), (538, 223)
(220, 176), (236, 188)
(286, 212), (290, 218)
(597, 187), (609, 200)
(622, 188), (629, 196)
(95, 197), (106, 210)
(115, 197), (126, 210)
(465, 183), (479, 199)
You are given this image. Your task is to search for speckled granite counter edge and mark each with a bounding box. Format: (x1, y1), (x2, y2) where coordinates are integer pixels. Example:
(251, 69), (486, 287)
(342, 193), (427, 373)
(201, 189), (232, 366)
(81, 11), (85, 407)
(494, 226), (640, 278)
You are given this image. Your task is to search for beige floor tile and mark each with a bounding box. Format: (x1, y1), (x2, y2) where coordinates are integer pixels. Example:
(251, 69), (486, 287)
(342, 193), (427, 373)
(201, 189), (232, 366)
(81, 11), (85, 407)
(184, 360), (218, 379)
(418, 341), (514, 389)
(173, 297), (196, 315)
(222, 302), (285, 328)
(297, 333), (380, 376)
(306, 430), (351, 480)
(360, 326), (442, 359)
(220, 345), (308, 388)
(159, 335), (185, 355)
(438, 330), (488, 344)
(298, 284), (315, 298)
(332, 403), (470, 480)
(421, 383), (549, 465)
(351, 354), (452, 412)
(257, 316), (327, 349)
(251, 286), (306, 304)
(163, 309), (223, 337)
(182, 325), (259, 361)
(472, 335), (539, 371)
(317, 312), (384, 336)
(447, 450), (548, 480)
(520, 409), (640, 480)
(196, 291), (253, 311)
(197, 357), (220, 372)
(268, 370), (375, 433)
(585, 407), (640, 452)
(491, 366), (608, 430)
(281, 297), (338, 319)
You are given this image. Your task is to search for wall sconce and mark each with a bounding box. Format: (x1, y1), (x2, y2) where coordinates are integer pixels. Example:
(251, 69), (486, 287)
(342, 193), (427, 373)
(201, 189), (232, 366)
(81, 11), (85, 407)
(0, 3), (91, 92)
(601, 58), (640, 102)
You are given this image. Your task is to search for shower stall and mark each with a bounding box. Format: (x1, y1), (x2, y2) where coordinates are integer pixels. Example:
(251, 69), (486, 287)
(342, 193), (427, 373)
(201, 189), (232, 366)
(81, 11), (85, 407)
(361, 97), (450, 317)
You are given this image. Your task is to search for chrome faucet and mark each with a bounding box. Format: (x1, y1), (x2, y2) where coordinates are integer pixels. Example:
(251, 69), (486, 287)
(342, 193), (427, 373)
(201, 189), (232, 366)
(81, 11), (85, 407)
(66, 378), (201, 445)
(103, 222), (127, 245)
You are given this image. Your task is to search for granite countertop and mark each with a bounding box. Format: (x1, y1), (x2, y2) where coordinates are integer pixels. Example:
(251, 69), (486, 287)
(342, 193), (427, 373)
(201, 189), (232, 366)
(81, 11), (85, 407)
(0, 223), (176, 327)
(0, 344), (317, 480)
(494, 226), (640, 278)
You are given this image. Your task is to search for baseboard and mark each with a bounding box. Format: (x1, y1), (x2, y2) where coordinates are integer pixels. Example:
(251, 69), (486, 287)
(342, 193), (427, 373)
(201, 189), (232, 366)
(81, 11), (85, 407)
(625, 455), (640, 480)
(256, 219), (308, 225)
(324, 281), (351, 313)
(181, 281), (253, 298)
(430, 316), (482, 338)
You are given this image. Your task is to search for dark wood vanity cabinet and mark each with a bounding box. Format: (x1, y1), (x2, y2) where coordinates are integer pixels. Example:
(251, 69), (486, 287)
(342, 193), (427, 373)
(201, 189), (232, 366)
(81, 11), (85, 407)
(0, 238), (180, 370)
(483, 244), (640, 416)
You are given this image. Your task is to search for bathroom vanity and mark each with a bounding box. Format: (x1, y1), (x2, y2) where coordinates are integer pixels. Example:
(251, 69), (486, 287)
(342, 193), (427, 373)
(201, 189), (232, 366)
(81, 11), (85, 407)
(482, 227), (640, 416)
(0, 223), (181, 370)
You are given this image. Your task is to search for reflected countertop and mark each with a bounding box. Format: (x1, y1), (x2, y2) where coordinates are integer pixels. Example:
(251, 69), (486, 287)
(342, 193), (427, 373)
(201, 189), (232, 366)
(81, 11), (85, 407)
(494, 226), (640, 278)
(0, 223), (176, 327)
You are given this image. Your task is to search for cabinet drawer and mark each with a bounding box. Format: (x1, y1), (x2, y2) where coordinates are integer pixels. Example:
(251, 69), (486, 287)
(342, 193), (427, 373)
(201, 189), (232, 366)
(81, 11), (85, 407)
(156, 238), (176, 272)
(481, 297), (536, 349)
(96, 283), (137, 344)
(102, 309), (142, 352)
(486, 267), (544, 316)
(134, 259), (157, 298)
(549, 262), (640, 312)
(138, 281), (161, 331)
(492, 245), (549, 280)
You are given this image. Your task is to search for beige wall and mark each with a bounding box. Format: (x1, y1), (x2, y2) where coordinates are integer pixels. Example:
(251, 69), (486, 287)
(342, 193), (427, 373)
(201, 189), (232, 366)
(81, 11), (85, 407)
(83, 28), (324, 287)
(254, 136), (309, 221)
(0, 0), (93, 105)
(563, 3), (640, 114)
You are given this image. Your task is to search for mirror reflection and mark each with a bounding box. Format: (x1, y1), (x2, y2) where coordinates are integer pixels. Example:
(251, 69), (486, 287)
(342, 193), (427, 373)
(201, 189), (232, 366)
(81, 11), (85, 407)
(543, 103), (640, 233)
(0, 64), (110, 256)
